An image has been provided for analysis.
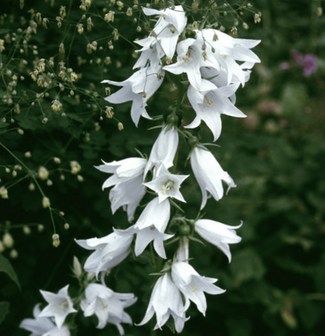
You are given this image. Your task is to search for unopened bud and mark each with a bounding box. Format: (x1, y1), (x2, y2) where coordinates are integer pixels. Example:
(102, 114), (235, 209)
(73, 256), (82, 278)
(38, 166), (49, 180)
(118, 122), (124, 131)
(10, 249), (18, 259)
(70, 161), (81, 174)
(42, 196), (51, 208)
(52, 233), (60, 247)
(23, 225), (31, 235)
(3, 232), (14, 248)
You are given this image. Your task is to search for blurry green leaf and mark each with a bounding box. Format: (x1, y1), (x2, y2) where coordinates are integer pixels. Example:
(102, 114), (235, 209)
(0, 120), (9, 128)
(227, 317), (252, 336)
(15, 114), (39, 130)
(0, 301), (10, 325)
(0, 254), (20, 290)
(268, 196), (294, 213)
(280, 82), (307, 115)
(298, 299), (323, 330)
(230, 249), (266, 284)
(66, 113), (83, 122)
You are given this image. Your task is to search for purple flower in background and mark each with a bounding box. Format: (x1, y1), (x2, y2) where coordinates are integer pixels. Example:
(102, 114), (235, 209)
(280, 62), (289, 70)
(291, 50), (304, 65)
(303, 54), (317, 76)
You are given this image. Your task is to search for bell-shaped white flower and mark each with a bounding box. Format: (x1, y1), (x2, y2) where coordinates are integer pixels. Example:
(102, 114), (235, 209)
(109, 175), (146, 222)
(142, 5), (187, 59)
(144, 126), (179, 178)
(20, 303), (70, 336)
(96, 157), (147, 189)
(171, 261), (225, 316)
(190, 147), (236, 209)
(138, 273), (189, 333)
(102, 65), (164, 126)
(201, 29), (261, 86)
(38, 285), (77, 329)
(186, 79), (246, 141)
(163, 37), (219, 91)
(75, 228), (134, 278)
(133, 197), (173, 258)
(80, 283), (136, 334)
(133, 36), (164, 69)
(96, 157), (147, 222)
(195, 219), (242, 262)
(144, 165), (188, 203)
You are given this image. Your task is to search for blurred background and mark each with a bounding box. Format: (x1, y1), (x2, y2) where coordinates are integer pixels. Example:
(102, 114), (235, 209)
(0, 0), (324, 335)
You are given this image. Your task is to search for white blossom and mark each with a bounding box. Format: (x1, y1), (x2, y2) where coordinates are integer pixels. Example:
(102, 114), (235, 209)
(186, 79), (246, 141)
(38, 285), (76, 329)
(171, 261), (225, 315)
(138, 273), (189, 333)
(144, 165), (188, 203)
(190, 147), (236, 209)
(20, 303), (70, 336)
(75, 228), (134, 278)
(102, 65), (164, 126)
(144, 126), (179, 178)
(195, 219), (242, 262)
(142, 5), (187, 59)
(96, 158), (147, 221)
(133, 197), (173, 258)
(80, 283), (136, 334)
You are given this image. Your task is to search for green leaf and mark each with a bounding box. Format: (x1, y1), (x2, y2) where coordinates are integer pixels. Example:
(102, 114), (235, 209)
(0, 254), (20, 290)
(0, 301), (10, 325)
(66, 113), (83, 122)
(230, 249), (266, 283)
(0, 29), (11, 34)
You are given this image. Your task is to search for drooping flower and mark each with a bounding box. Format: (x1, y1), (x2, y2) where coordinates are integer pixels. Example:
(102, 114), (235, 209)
(190, 147), (236, 209)
(144, 126), (179, 178)
(75, 228), (134, 278)
(144, 165), (189, 203)
(133, 197), (173, 258)
(38, 285), (77, 329)
(201, 29), (261, 85)
(195, 219), (242, 262)
(95, 157), (147, 222)
(102, 64), (164, 126)
(163, 36), (219, 90)
(171, 261), (225, 315)
(137, 273), (189, 333)
(133, 36), (165, 69)
(20, 303), (70, 336)
(80, 283), (136, 334)
(142, 5), (187, 59)
(186, 79), (246, 141)
(96, 157), (146, 189)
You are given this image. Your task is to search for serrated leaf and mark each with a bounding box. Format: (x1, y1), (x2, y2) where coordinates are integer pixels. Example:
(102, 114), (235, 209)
(0, 254), (20, 290)
(0, 301), (10, 325)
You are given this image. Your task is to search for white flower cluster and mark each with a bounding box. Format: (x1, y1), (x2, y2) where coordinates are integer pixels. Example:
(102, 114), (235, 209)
(20, 283), (136, 336)
(20, 5), (260, 335)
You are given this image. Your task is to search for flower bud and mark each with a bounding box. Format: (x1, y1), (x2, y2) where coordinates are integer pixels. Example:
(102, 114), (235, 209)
(42, 196), (51, 208)
(38, 166), (49, 180)
(72, 256), (82, 278)
(70, 161), (81, 174)
(10, 249), (18, 259)
(3, 232), (14, 248)
(23, 225), (31, 235)
(52, 233), (60, 247)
